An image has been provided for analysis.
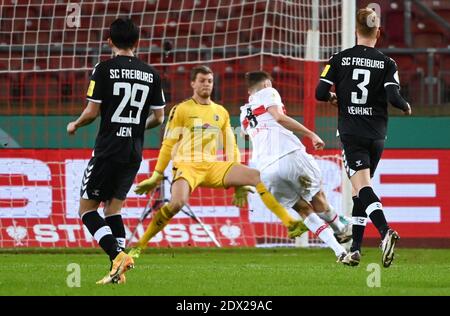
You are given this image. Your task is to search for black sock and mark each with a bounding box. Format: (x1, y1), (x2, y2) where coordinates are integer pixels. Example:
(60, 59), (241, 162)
(82, 211), (121, 261)
(350, 196), (366, 252)
(359, 186), (389, 239)
(105, 214), (126, 250)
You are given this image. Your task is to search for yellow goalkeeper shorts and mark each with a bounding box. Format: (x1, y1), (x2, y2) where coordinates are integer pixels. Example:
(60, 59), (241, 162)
(172, 161), (239, 191)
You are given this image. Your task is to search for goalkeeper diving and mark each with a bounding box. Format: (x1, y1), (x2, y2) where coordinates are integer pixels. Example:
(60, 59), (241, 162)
(129, 65), (306, 257)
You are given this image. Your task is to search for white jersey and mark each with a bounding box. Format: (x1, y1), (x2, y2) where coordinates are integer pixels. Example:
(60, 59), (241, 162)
(240, 87), (304, 170)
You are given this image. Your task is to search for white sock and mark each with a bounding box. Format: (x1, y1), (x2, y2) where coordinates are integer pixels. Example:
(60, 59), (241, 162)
(317, 206), (346, 233)
(304, 213), (346, 256)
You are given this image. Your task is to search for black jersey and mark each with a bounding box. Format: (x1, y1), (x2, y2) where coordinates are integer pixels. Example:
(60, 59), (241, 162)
(320, 45), (400, 139)
(86, 55), (165, 163)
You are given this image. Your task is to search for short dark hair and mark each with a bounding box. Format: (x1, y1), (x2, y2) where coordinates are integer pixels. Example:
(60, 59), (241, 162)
(190, 65), (213, 81)
(109, 18), (139, 49)
(245, 71), (273, 88)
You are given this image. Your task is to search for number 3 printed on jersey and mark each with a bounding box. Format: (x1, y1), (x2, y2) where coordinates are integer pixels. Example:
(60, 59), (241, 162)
(112, 82), (149, 124)
(351, 68), (370, 105)
(246, 107), (258, 128)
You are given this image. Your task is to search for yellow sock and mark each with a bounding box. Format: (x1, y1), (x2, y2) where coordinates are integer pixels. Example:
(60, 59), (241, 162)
(255, 182), (296, 227)
(137, 204), (174, 248)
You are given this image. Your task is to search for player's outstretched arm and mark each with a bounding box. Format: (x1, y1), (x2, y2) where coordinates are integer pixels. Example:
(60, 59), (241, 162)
(135, 106), (183, 195)
(67, 101), (100, 135)
(145, 108), (165, 129)
(315, 81), (337, 107)
(315, 80), (332, 101)
(134, 138), (174, 195)
(222, 111), (241, 163)
(385, 85), (412, 116)
(267, 106), (325, 150)
(134, 171), (164, 195)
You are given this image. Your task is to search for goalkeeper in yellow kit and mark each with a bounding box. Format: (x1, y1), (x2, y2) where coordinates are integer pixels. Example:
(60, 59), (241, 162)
(129, 66), (306, 257)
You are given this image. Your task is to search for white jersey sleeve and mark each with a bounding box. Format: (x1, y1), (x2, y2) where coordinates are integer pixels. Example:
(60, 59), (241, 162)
(260, 87), (283, 109)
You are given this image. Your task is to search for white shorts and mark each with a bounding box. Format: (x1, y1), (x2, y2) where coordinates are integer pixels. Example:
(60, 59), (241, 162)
(260, 149), (322, 208)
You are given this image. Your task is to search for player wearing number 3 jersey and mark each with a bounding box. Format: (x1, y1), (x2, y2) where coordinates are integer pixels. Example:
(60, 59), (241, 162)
(315, 7), (411, 267)
(67, 18), (166, 284)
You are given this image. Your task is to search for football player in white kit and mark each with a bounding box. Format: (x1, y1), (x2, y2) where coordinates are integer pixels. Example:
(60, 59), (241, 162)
(240, 71), (352, 261)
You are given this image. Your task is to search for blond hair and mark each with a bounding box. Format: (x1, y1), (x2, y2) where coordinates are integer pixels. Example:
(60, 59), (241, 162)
(356, 7), (380, 38)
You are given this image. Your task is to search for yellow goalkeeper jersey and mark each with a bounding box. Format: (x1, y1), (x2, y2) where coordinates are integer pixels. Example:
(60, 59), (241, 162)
(154, 98), (240, 173)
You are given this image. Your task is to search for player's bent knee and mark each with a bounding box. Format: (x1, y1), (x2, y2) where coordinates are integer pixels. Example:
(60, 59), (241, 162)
(78, 199), (100, 218)
(311, 191), (328, 211)
(79, 209), (96, 219)
(358, 186), (380, 208)
(293, 201), (313, 217)
(104, 209), (121, 217)
(246, 168), (261, 186)
(168, 200), (185, 215)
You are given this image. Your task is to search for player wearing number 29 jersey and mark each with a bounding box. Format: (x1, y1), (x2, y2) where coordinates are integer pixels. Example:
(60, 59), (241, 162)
(67, 18), (166, 285)
(87, 54), (165, 163)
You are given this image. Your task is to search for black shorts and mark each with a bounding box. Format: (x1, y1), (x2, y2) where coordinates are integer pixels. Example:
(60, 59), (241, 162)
(340, 134), (385, 178)
(80, 157), (140, 202)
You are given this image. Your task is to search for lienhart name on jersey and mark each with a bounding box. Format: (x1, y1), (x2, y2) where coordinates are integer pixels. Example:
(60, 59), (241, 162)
(347, 106), (373, 116)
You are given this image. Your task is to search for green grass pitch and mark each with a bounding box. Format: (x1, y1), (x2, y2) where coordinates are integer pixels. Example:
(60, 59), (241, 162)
(1, 247), (449, 296)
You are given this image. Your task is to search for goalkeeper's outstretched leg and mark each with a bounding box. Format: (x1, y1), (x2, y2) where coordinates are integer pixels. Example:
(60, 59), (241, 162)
(130, 163), (307, 258)
(130, 178), (191, 257)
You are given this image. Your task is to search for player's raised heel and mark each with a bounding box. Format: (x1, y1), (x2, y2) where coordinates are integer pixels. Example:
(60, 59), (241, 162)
(334, 220), (353, 244)
(287, 220), (309, 238)
(96, 252), (135, 285)
(341, 250), (361, 266)
(336, 252), (347, 263)
(381, 229), (400, 268)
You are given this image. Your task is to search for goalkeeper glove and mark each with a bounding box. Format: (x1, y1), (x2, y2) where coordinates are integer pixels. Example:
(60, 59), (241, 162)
(134, 171), (164, 195)
(232, 186), (255, 208)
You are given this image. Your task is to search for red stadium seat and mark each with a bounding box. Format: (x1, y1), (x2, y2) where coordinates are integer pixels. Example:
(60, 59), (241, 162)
(413, 29), (445, 48)
(442, 54), (450, 71)
(385, 10), (405, 46)
(155, 1), (171, 11)
(0, 33), (11, 45)
(435, 8), (450, 21)
(388, 54), (416, 71)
